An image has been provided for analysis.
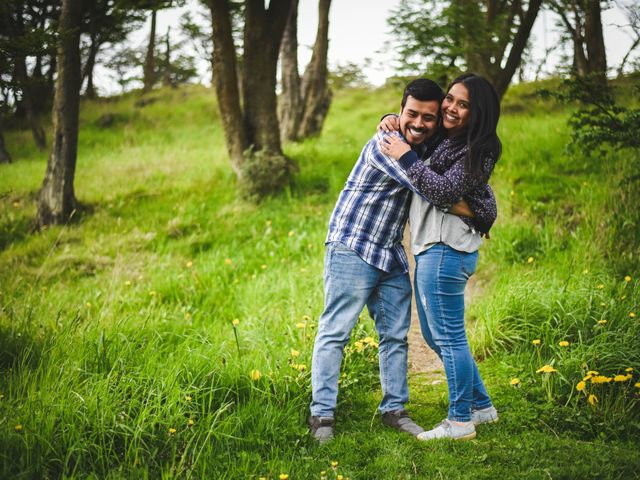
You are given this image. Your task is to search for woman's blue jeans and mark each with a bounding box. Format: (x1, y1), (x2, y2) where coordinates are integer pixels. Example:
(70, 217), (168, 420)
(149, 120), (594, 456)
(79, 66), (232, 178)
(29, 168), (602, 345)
(310, 242), (412, 417)
(414, 244), (493, 422)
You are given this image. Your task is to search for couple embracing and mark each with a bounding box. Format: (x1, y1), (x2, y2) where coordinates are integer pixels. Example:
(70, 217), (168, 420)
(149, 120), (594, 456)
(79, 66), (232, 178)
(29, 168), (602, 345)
(309, 74), (501, 443)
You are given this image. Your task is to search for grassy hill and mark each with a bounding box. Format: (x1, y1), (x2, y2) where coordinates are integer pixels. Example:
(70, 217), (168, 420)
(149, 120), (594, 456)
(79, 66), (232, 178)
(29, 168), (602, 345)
(0, 82), (638, 479)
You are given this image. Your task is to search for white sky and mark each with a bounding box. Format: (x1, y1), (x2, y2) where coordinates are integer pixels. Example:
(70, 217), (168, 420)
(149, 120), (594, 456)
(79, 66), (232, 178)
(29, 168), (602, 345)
(95, 0), (637, 94)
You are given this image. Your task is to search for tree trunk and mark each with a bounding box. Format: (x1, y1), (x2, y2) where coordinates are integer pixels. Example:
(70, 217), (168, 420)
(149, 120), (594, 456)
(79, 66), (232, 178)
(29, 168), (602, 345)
(37, 0), (83, 227)
(210, 0), (247, 176)
(298, 0), (332, 138)
(584, 0), (607, 83)
(143, 9), (157, 93)
(0, 127), (11, 164)
(278, 0), (302, 143)
(493, 0), (542, 99)
(242, 0), (291, 154)
(82, 35), (99, 99)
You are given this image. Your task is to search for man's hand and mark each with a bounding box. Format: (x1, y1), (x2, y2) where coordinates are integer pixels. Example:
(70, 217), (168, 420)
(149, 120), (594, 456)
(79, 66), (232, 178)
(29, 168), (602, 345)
(378, 134), (411, 159)
(377, 115), (400, 133)
(449, 199), (474, 218)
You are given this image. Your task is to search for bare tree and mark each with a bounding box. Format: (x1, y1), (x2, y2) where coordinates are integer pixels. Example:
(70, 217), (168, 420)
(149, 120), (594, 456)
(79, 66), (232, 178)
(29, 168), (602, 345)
(615, 0), (640, 76)
(37, 0), (83, 227)
(210, 0), (295, 197)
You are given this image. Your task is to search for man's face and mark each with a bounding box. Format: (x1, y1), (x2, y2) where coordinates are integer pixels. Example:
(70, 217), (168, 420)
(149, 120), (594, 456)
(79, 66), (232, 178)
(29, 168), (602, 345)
(399, 96), (440, 146)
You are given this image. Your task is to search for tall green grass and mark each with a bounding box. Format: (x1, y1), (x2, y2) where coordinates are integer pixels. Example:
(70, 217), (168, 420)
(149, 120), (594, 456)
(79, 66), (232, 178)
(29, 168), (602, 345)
(0, 83), (638, 478)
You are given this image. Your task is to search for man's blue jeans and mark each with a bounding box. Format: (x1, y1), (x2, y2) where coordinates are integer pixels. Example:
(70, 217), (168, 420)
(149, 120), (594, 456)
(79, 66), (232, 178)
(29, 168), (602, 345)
(414, 244), (493, 422)
(310, 242), (412, 417)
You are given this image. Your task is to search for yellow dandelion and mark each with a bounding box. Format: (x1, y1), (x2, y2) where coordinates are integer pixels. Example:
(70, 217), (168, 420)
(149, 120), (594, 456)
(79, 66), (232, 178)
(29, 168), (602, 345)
(338, 476), (344, 480)
(363, 336), (375, 344)
(86, 302), (92, 308)
(596, 284), (604, 289)
(576, 381), (586, 392)
(279, 474), (289, 480)
(266, 220), (272, 226)
(536, 365), (557, 373)
(586, 370), (599, 376)
(124, 280), (132, 286)
(532, 339), (541, 345)
(558, 340), (570, 347)
(588, 394), (598, 406)
(613, 375), (629, 382)
(185, 395), (192, 402)
(232, 318), (240, 327)
(187, 419), (194, 426)
(625, 367), (633, 372)
(625, 275), (632, 282)
(295, 322), (306, 328)
(635, 382), (640, 388)
(527, 257), (534, 264)
(630, 312), (636, 318)
(583, 269), (589, 274)
(14, 424), (22, 432)
(224, 258), (233, 265)
(295, 364), (307, 371)
(290, 348), (300, 357)
(597, 319), (607, 325)
(626, 373), (633, 380)
(250, 370), (262, 381)
(288, 230), (295, 237)
(354, 340), (364, 352)
(302, 315), (311, 321)
(261, 264), (267, 270)
(590, 375), (612, 384)
(185, 312), (192, 320)
(186, 261), (193, 268)
(168, 427), (176, 434)
(149, 291), (157, 296)
(510, 378), (520, 386)
(12, 201), (20, 208)
(510, 190), (515, 196)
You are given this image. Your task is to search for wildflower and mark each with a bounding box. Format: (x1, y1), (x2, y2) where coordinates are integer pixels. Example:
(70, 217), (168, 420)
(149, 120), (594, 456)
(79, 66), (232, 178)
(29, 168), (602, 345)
(586, 370), (599, 376)
(363, 336), (375, 344)
(558, 340), (570, 347)
(232, 318), (240, 327)
(187, 419), (194, 426)
(224, 258), (233, 265)
(600, 302), (606, 306)
(185, 313), (192, 320)
(14, 424), (22, 432)
(582, 269), (589, 274)
(613, 375), (629, 382)
(626, 373), (633, 380)
(588, 394), (598, 406)
(295, 322), (306, 328)
(168, 428), (176, 434)
(12, 201), (20, 208)
(292, 363), (307, 371)
(290, 348), (300, 357)
(331, 461), (339, 469)
(597, 319), (607, 325)
(626, 367), (633, 372)
(149, 291), (157, 296)
(186, 261), (193, 268)
(261, 264), (267, 270)
(621, 294), (627, 300)
(596, 284), (604, 289)
(576, 381), (586, 392)
(510, 378), (520, 386)
(532, 339), (541, 345)
(185, 395), (192, 402)
(338, 476), (344, 480)
(354, 341), (365, 352)
(124, 280), (132, 286)
(630, 312), (636, 318)
(288, 230), (295, 237)
(510, 190), (515, 196)
(527, 257), (534, 264)
(536, 365), (557, 373)
(302, 315), (311, 321)
(635, 382), (640, 388)
(625, 275), (632, 282)
(279, 475), (289, 480)
(590, 375), (612, 384)
(250, 370), (262, 381)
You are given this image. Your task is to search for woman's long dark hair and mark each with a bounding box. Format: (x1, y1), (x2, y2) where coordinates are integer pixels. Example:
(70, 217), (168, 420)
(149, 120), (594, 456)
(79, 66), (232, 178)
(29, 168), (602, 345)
(447, 73), (502, 176)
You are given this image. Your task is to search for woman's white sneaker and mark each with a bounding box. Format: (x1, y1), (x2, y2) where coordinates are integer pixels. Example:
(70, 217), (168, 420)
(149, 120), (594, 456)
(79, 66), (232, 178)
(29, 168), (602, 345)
(471, 406), (498, 425)
(416, 419), (476, 441)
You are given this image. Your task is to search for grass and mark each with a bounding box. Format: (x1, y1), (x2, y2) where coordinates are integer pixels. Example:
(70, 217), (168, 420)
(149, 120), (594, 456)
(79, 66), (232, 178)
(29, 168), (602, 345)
(0, 81), (639, 478)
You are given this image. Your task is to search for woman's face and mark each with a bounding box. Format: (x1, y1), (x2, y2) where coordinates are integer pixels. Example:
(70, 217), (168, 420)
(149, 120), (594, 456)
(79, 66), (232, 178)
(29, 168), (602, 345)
(441, 82), (471, 137)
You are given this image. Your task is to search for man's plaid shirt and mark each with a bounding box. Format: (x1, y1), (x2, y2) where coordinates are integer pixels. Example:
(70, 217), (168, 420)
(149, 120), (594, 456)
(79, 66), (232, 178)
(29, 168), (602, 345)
(326, 131), (426, 273)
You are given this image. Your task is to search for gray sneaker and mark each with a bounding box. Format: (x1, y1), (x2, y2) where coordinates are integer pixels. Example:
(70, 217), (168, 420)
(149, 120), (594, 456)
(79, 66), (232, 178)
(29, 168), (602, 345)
(417, 418), (476, 441)
(471, 406), (498, 425)
(308, 416), (334, 444)
(381, 409), (425, 436)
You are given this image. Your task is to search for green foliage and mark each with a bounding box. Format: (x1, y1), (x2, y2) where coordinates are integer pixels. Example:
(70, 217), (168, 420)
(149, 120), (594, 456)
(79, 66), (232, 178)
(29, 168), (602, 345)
(238, 148), (298, 200)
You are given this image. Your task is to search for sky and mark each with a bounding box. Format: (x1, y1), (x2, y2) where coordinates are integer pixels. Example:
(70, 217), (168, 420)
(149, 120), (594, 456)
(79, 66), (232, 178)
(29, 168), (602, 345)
(96, 0), (638, 95)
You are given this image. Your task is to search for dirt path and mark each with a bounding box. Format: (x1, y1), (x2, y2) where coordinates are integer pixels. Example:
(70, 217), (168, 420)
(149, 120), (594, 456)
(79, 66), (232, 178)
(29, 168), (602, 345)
(402, 230), (482, 381)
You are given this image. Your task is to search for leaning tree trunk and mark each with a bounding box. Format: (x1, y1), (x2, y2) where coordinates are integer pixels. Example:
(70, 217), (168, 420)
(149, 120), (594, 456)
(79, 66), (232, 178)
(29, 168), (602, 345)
(210, 0), (247, 176)
(584, 0), (607, 84)
(143, 9), (157, 93)
(37, 0), (83, 227)
(278, 0), (302, 143)
(298, 0), (332, 138)
(0, 127), (11, 164)
(82, 34), (99, 98)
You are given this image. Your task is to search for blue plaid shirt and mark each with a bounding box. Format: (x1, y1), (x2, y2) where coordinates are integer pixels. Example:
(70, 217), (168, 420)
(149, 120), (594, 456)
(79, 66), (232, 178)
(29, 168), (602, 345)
(326, 131), (427, 273)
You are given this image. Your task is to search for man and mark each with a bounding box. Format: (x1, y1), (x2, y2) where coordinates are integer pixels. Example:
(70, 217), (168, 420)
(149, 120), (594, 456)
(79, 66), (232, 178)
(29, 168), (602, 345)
(308, 78), (478, 443)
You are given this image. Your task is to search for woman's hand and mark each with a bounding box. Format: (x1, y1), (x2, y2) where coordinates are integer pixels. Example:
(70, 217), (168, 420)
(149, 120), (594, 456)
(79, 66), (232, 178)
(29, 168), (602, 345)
(378, 134), (411, 160)
(377, 115), (400, 132)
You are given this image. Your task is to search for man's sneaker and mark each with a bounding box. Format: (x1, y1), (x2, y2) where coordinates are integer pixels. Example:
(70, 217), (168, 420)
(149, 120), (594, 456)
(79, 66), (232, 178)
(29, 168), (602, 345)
(471, 406), (498, 425)
(308, 416), (334, 444)
(381, 409), (425, 436)
(417, 418), (476, 441)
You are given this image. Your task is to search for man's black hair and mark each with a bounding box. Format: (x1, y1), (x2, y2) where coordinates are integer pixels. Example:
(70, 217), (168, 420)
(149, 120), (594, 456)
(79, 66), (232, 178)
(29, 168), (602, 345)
(401, 78), (445, 108)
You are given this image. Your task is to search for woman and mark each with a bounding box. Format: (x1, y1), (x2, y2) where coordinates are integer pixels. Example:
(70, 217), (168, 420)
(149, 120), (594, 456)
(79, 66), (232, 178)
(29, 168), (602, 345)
(378, 73), (501, 441)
